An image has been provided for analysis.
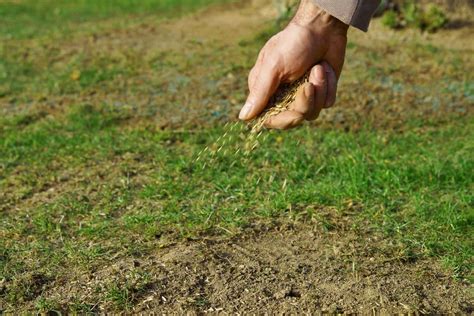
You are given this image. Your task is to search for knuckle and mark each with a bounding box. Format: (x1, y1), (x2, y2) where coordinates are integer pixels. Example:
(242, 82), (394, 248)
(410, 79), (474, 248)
(263, 57), (280, 73)
(291, 117), (304, 127)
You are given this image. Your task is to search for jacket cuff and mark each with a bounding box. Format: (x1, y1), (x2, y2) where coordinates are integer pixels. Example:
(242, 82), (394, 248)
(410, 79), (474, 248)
(312, 0), (381, 31)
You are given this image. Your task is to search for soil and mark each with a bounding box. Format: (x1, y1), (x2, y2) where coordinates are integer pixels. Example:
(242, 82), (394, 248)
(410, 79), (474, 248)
(39, 220), (473, 313)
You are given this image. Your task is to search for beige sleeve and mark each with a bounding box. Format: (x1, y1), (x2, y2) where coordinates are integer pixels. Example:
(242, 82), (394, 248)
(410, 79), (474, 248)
(312, 0), (381, 31)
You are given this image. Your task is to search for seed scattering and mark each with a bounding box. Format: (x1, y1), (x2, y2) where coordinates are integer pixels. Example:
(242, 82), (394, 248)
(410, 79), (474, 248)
(194, 71), (312, 166)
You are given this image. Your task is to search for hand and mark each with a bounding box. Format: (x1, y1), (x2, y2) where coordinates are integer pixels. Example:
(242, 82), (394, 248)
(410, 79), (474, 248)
(263, 62), (336, 130)
(239, 0), (348, 128)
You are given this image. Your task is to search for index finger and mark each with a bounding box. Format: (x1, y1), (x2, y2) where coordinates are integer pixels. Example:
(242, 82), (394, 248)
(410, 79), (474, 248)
(239, 64), (281, 121)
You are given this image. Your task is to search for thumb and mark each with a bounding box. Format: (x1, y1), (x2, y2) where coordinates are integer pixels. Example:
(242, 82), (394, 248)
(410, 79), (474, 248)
(239, 65), (280, 121)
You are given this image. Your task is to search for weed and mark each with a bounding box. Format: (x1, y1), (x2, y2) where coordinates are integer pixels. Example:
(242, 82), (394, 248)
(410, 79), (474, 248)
(382, 10), (401, 29)
(423, 4), (449, 32)
(35, 297), (60, 312)
(381, 1), (448, 32)
(105, 285), (133, 310)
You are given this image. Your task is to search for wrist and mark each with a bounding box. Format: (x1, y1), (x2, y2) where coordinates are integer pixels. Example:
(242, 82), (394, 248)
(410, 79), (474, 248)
(291, 0), (348, 37)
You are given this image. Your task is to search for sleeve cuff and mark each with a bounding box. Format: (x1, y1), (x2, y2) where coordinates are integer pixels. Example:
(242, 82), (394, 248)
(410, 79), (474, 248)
(312, 0), (381, 31)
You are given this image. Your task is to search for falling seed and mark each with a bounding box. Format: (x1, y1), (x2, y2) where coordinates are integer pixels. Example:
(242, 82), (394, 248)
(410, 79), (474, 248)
(193, 70), (310, 167)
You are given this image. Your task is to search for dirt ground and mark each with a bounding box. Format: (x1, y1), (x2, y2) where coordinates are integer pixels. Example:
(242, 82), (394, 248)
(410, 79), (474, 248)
(38, 220), (473, 313)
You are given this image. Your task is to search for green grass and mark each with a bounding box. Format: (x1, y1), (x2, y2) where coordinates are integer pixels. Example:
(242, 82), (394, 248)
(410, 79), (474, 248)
(0, 0), (231, 39)
(1, 106), (473, 287)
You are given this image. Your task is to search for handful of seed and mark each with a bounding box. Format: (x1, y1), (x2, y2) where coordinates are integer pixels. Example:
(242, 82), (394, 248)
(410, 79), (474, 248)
(251, 70), (311, 133)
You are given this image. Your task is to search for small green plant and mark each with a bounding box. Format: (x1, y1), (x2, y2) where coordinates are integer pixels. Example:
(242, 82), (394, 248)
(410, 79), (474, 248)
(401, 2), (422, 28)
(381, 10), (401, 29)
(35, 297), (60, 312)
(105, 285), (133, 310)
(423, 4), (448, 32)
(381, 1), (448, 33)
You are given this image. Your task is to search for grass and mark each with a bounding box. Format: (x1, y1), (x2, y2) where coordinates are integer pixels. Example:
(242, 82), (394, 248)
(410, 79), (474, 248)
(1, 105), (472, 283)
(0, 0), (232, 39)
(0, 0), (473, 312)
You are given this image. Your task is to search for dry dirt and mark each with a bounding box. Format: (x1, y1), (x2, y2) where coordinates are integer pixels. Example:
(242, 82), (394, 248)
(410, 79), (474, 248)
(40, 221), (473, 313)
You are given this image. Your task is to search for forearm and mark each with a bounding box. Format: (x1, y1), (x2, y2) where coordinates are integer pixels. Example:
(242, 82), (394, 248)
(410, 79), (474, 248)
(310, 0), (381, 31)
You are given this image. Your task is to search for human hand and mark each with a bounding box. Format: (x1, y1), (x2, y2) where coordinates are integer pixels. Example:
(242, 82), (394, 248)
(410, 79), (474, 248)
(239, 0), (348, 128)
(263, 62), (336, 130)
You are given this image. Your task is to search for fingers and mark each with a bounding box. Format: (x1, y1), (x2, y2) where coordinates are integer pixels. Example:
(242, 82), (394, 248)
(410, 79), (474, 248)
(288, 64), (327, 121)
(264, 110), (304, 130)
(240, 63), (280, 121)
(320, 35), (346, 108)
(289, 82), (313, 115)
(245, 61), (339, 129)
(306, 64), (327, 120)
(264, 81), (317, 130)
(322, 35), (347, 79)
(322, 61), (337, 108)
(265, 64), (328, 130)
(247, 51), (264, 90)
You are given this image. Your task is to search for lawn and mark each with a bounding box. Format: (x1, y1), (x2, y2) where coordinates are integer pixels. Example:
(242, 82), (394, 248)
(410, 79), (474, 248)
(0, 0), (473, 313)
(0, 0), (231, 39)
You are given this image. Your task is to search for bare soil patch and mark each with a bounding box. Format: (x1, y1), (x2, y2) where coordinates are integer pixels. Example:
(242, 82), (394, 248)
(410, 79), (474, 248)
(39, 220), (473, 313)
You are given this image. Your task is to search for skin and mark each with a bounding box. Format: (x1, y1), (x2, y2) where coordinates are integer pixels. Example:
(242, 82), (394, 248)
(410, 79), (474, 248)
(239, 0), (349, 129)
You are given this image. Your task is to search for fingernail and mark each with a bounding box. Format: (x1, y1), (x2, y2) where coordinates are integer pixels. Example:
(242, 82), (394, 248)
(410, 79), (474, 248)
(239, 101), (253, 120)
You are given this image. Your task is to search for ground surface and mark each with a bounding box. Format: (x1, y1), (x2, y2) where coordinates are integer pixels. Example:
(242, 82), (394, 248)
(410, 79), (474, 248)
(40, 222), (473, 313)
(0, 0), (473, 313)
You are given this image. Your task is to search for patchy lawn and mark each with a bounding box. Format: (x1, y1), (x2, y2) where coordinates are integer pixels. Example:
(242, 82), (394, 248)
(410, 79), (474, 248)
(0, 0), (473, 313)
